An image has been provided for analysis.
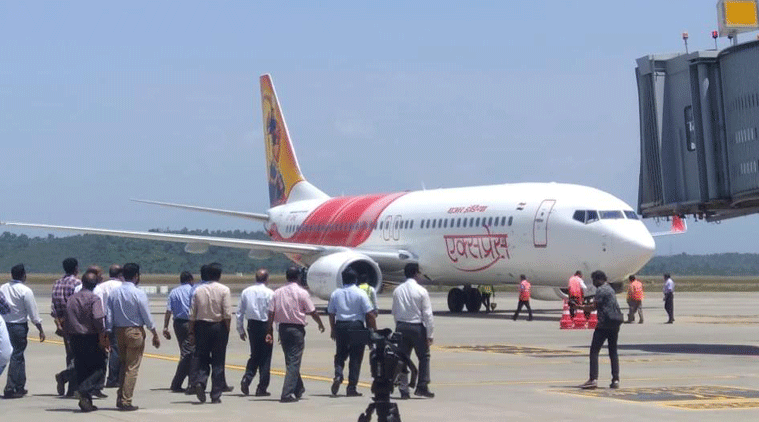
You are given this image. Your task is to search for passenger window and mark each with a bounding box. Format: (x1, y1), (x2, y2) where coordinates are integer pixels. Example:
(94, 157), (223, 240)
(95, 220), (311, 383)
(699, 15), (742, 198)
(457, 218), (461, 228)
(488, 217), (493, 226)
(508, 216), (513, 226)
(493, 217), (499, 227)
(501, 216), (506, 226)
(573, 210), (586, 223)
(476, 217), (481, 226)
(463, 218), (468, 227)
(432, 220), (437, 228)
(443, 219), (448, 228)
(624, 211), (638, 220)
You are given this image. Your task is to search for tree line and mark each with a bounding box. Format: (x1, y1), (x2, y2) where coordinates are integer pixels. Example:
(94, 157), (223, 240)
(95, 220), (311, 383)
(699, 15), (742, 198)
(1, 230), (758, 276)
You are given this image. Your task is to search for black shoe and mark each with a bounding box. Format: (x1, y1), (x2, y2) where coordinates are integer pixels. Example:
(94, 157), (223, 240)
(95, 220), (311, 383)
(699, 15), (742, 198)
(346, 389), (363, 397)
(222, 385), (234, 393)
(512, 316), (517, 321)
(195, 384), (206, 403)
(92, 390), (108, 399)
(295, 387), (305, 399)
(3, 391), (24, 399)
(170, 387), (186, 393)
(241, 382), (250, 396)
(399, 391), (410, 400)
(118, 404), (139, 411)
(211, 397), (221, 404)
(414, 388), (435, 398)
(331, 376), (342, 396)
(184, 388), (195, 395)
(55, 373), (66, 396)
(666, 320), (674, 324)
(610, 380), (620, 389)
(579, 379), (597, 389)
(280, 395), (298, 403)
(78, 397), (96, 412)
(254, 389), (271, 397)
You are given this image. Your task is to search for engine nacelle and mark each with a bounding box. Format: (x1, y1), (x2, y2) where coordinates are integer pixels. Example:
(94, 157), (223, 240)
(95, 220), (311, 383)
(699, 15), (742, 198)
(306, 251), (382, 300)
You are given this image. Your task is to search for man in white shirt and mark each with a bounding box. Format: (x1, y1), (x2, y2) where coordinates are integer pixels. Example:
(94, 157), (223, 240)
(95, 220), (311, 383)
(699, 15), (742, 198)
(237, 269), (274, 397)
(1, 264), (45, 398)
(663, 273), (675, 324)
(391, 263), (434, 399)
(93, 264), (123, 388)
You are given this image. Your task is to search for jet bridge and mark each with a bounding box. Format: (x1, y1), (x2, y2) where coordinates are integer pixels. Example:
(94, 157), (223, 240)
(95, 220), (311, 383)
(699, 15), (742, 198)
(636, 40), (759, 221)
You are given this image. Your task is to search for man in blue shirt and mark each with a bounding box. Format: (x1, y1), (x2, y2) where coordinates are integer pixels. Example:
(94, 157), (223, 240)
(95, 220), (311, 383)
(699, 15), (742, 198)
(162, 271), (195, 392)
(327, 268), (376, 397)
(106, 263), (160, 411)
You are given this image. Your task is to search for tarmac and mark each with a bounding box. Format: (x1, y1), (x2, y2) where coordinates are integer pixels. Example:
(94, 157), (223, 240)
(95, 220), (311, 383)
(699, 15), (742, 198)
(3, 288), (759, 421)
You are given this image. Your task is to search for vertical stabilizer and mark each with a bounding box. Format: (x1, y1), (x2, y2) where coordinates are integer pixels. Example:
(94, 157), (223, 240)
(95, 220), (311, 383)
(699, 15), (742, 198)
(261, 74), (319, 206)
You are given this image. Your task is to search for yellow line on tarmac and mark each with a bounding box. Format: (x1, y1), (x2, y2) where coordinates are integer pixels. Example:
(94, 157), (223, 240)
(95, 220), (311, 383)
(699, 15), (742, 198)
(31, 337), (370, 388)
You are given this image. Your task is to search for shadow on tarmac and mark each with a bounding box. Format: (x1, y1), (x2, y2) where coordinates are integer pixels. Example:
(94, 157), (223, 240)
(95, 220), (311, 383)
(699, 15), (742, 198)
(618, 343), (759, 356)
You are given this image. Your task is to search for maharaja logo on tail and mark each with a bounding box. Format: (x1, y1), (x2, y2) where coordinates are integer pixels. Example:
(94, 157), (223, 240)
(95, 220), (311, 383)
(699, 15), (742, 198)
(261, 75), (304, 206)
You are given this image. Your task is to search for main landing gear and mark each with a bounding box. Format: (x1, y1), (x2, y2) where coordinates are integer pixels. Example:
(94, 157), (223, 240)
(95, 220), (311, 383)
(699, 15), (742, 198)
(447, 286), (482, 313)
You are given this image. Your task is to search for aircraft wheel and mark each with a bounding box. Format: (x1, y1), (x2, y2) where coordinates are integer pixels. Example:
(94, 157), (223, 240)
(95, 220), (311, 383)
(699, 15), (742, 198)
(447, 288), (465, 313)
(465, 288), (482, 313)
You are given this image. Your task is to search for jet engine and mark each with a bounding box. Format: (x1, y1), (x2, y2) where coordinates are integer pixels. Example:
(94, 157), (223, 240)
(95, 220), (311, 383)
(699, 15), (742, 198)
(306, 251), (382, 300)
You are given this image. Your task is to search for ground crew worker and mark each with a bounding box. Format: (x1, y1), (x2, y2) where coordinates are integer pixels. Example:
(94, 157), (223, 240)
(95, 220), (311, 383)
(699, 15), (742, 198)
(567, 271), (586, 318)
(357, 273), (378, 316)
(512, 275), (532, 321)
(626, 275), (644, 324)
(478, 284), (494, 312)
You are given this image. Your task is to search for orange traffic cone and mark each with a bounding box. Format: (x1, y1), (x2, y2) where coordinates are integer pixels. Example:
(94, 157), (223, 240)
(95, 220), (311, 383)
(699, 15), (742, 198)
(587, 309), (598, 329)
(573, 309), (587, 329)
(560, 300), (573, 329)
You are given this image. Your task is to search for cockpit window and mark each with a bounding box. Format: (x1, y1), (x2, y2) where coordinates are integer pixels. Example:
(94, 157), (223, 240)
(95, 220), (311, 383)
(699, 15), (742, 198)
(572, 210), (586, 223)
(624, 210), (639, 220)
(586, 210), (599, 223)
(599, 210), (624, 219)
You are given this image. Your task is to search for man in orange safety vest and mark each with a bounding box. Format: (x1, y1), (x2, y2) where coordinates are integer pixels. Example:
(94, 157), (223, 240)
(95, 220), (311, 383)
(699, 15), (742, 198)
(567, 271), (586, 318)
(626, 275), (644, 324)
(512, 275), (532, 321)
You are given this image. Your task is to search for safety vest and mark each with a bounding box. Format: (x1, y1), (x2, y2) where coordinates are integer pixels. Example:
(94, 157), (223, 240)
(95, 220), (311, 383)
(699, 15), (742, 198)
(568, 276), (583, 299)
(358, 283), (377, 309)
(478, 284), (493, 295)
(519, 280), (531, 301)
(628, 279), (644, 301)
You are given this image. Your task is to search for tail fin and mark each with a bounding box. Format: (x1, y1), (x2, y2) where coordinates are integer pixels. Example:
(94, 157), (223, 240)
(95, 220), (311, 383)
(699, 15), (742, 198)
(260, 74), (311, 207)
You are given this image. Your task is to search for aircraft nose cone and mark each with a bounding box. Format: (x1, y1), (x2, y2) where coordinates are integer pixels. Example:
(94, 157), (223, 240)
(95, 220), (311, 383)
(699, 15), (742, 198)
(612, 224), (656, 274)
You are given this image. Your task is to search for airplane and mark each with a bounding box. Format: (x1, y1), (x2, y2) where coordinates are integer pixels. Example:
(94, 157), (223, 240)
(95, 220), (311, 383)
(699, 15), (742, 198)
(1, 74), (660, 313)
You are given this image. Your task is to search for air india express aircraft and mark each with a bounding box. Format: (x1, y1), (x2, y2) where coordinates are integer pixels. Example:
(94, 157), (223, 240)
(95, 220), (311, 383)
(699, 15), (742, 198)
(2, 75), (661, 313)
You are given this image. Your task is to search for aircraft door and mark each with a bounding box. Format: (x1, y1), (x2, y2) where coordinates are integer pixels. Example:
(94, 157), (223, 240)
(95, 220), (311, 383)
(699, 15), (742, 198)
(533, 199), (556, 248)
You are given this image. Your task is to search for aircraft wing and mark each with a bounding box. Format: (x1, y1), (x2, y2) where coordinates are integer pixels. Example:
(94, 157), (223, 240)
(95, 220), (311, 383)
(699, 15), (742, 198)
(0, 221), (322, 256)
(130, 199), (269, 222)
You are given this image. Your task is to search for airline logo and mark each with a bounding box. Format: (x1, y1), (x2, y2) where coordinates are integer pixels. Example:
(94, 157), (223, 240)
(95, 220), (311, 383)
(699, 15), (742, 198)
(261, 75), (304, 206)
(445, 226), (510, 272)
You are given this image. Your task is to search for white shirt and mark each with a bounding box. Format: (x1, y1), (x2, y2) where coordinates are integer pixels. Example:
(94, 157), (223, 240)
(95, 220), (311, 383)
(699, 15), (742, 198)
(0, 281), (42, 325)
(663, 278), (675, 294)
(93, 278), (123, 313)
(392, 278), (434, 339)
(236, 283), (274, 335)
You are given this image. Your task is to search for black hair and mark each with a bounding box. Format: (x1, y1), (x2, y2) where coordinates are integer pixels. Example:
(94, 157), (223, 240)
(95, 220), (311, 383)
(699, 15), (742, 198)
(109, 264), (123, 278)
(286, 266), (301, 282)
(63, 257), (78, 275)
(122, 263), (140, 281)
(628, 275), (636, 281)
(180, 271), (193, 285)
(663, 273), (671, 279)
(206, 262), (222, 281)
(404, 263), (420, 279)
(591, 270), (607, 283)
(82, 272), (99, 290)
(520, 274), (526, 280)
(342, 268), (358, 285)
(200, 264), (209, 281)
(11, 264), (25, 281)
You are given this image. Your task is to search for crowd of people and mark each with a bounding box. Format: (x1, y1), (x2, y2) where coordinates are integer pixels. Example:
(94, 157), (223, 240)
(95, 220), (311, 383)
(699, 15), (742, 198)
(0, 259), (436, 412)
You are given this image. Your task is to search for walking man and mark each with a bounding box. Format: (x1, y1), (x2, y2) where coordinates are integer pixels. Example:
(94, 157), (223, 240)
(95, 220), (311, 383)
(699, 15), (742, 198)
(626, 275), (644, 324)
(162, 271), (195, 392)
(392, 263), (434, 399)
(578, 270), (623, 390)
(267, 266), (325, 403)
(106, 263), (160, 411)
(1, 264), (45, 398)
(52, 257), (80, 397)
(567, 270), (586, 318)
(512, 275), (533, 321)
(189, 263), (232, 404)
(237, 268), (274, 397)
(328, 268), (376, 397)
(93, 264), (123, 388)
(64, 271), (109, 412)
(663, 273), (675, 323)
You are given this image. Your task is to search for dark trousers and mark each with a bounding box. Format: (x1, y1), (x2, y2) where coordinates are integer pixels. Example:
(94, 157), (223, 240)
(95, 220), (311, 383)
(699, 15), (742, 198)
(664, 293), (674, 322)
(59, 334), (78, 395)
(194, 321), (228, 400)
(589, 325), (620, 381)
(279, 323), (306, 399)
(396, 322), (431, 392)
(513, 300), (533, 320)
(105, 331), (120, 387)
(170, 319), (195, 390)
(333, 320), (367, 389)
(242, 320), (272, 392)
(481, 293), (491, 312)
(70, 334), (107, 399)
(4, 322), (28, 394)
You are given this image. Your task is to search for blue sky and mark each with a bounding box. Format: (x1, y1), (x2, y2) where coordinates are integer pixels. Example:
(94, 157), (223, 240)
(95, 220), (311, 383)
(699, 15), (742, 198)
(0, 1), (754, 254)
